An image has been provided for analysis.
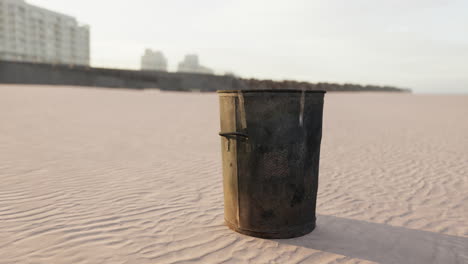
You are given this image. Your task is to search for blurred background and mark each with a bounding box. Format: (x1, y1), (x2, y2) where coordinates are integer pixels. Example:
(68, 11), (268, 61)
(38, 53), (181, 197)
(1, 0), (467, 93)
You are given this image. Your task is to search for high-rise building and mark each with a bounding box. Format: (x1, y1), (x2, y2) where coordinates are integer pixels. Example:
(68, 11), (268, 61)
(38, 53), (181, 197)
(141, 49), (167, 71)
(0, 0), (90, 66)
(177, 54), (213, 74)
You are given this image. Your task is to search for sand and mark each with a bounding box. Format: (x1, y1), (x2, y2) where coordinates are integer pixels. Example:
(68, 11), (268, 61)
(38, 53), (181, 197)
(0, 84), (467, 264)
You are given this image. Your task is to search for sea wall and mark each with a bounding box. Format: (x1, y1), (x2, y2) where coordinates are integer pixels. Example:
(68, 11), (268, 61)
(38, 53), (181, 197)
(0, 60), (410, 92)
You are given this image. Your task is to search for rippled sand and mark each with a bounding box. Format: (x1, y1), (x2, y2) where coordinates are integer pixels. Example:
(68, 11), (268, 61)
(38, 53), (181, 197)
(0, 85), (467, 264)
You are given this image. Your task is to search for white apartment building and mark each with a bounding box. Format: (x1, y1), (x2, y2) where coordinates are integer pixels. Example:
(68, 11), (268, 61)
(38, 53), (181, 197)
(0, 0), (90, 66)
(177, 54), (213, 74)
(141, 49), (167, 71)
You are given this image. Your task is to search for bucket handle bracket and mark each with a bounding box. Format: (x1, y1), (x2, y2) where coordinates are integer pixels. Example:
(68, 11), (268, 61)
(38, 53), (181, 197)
(219, 132), (248, 151)
(219, 132), (249, 139)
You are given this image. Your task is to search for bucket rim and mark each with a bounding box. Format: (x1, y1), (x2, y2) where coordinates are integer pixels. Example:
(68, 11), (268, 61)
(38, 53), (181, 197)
(217, 89), (326, 94)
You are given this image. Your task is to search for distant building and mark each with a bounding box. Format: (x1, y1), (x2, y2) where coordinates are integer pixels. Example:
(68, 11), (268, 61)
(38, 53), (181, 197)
(141, 49), (167, 71)
(177, 54), (213, 74)
(0, 0), (90, 66)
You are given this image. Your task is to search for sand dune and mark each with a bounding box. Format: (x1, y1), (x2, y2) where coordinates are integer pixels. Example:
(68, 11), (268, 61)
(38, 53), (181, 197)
(0, 85), (467, 264)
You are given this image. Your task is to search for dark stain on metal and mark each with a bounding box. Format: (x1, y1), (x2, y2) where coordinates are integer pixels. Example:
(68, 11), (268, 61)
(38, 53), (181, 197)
(261, 210), (276, 219)
(290, 187), (305, 207)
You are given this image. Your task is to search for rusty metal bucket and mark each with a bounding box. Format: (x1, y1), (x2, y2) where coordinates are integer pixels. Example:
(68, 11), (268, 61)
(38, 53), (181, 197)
(218, 89), (326, 238)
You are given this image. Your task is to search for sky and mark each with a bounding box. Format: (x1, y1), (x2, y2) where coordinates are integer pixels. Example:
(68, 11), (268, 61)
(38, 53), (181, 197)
(27, 0), (468, 93)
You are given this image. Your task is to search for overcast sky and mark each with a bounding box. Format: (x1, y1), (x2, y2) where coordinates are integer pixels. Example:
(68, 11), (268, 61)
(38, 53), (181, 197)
(28, 0), (468, 93)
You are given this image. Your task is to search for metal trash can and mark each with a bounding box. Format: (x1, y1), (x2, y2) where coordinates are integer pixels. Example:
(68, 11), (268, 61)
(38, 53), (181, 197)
(218, 89), (326, 239)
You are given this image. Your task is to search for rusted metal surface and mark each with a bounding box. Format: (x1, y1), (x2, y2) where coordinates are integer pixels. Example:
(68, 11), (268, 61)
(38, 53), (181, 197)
(218, 89), (326, 238)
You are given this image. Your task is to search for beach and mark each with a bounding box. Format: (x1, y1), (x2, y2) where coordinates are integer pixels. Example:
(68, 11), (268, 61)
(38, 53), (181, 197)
(0, 84), (467, 264)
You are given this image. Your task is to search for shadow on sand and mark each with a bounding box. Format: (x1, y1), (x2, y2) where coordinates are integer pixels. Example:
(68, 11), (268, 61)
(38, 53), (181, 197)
(275, 215), (467, 264)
